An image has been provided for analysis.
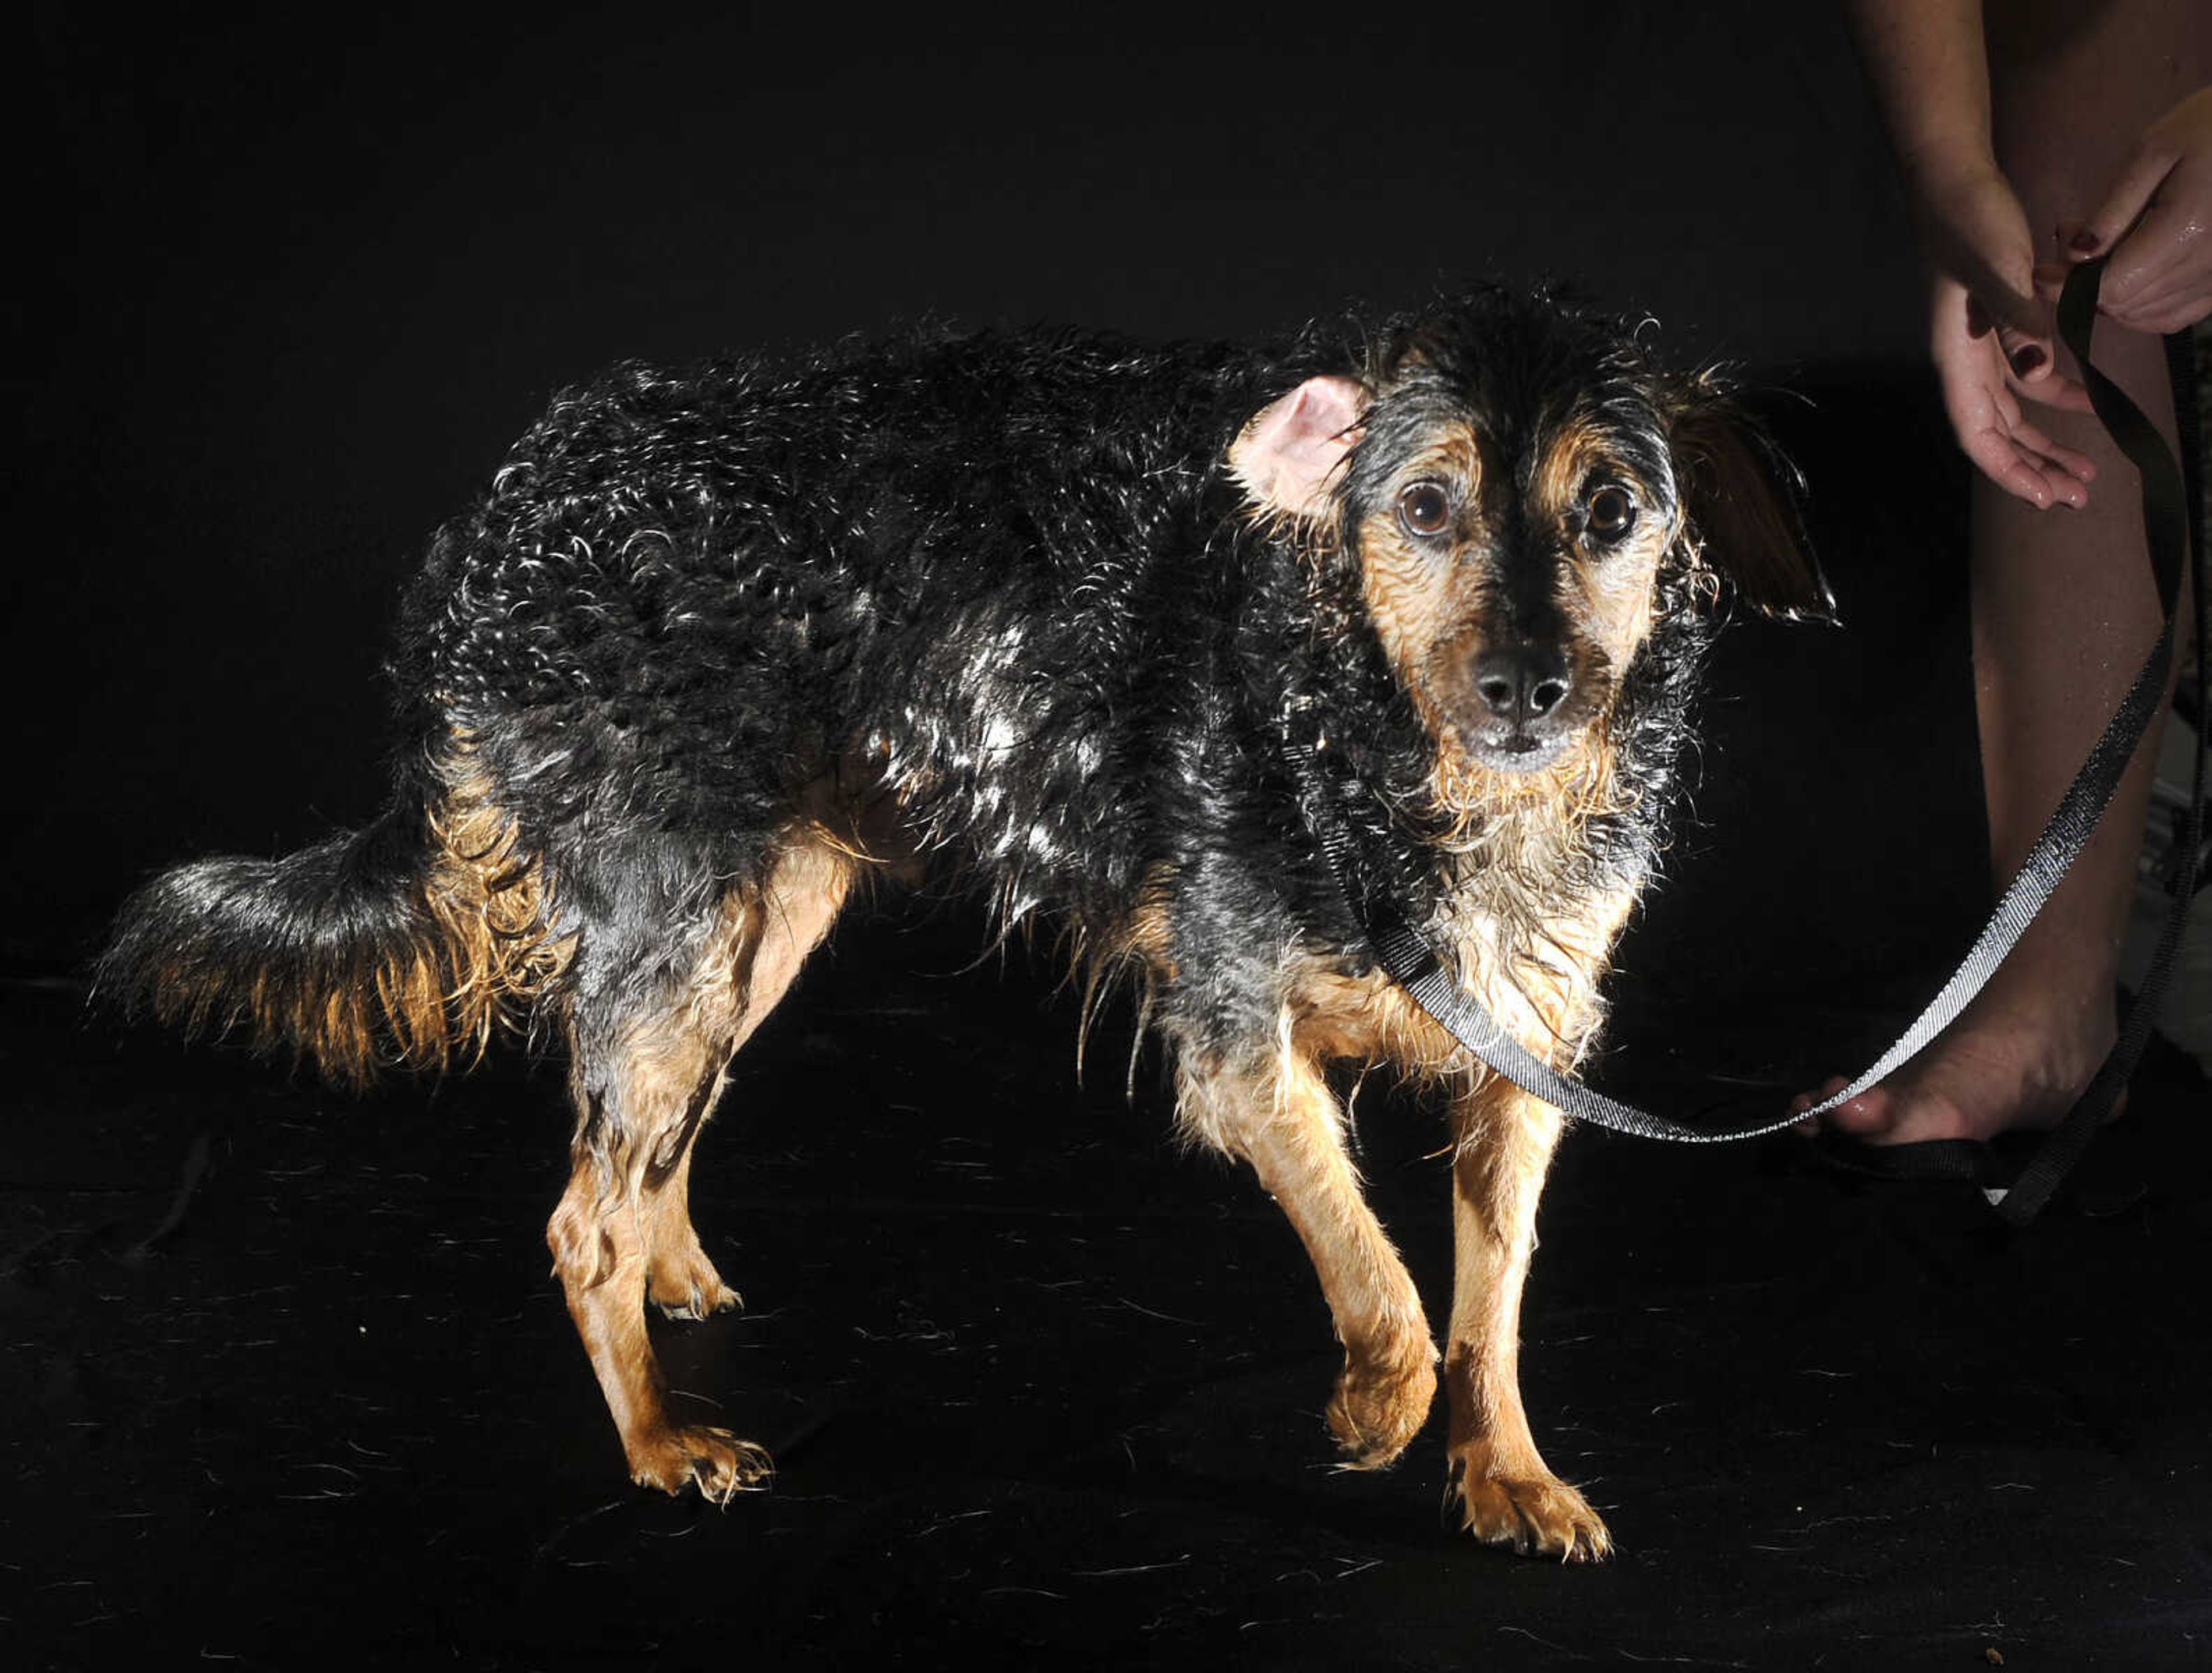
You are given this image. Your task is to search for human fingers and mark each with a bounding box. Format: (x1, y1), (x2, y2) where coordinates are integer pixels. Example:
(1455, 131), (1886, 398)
(2108, 283), (2212, 334)
(2100, 192), (2212, 331)
(1993, 321), (2062, 387)
(2071, 88), (2212, 332)
(1930, 278), (2093, 509)
(2010, 354), (2093, 414)
(2052, 228), (2212, 334)
(1945, 378), (2093, 509)
(2001, 414), (2097, 487)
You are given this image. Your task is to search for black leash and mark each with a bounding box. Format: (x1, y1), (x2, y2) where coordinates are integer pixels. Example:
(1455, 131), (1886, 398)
(1304, 258), (2205, 1221)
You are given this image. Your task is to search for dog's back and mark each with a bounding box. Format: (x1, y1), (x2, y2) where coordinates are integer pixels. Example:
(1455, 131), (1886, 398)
(105, 329), (1267, 1079)
(393, 329), (1294, 911)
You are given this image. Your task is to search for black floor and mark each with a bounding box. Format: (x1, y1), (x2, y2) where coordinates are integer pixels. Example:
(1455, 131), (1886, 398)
(6, 899), (2210, 1671)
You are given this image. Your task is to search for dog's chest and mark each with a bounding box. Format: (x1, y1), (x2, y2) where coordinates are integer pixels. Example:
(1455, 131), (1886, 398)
(1427, 818), (1641, 1067)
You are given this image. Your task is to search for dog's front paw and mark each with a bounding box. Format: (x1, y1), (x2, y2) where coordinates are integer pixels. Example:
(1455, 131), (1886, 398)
(627, 1423), (774, 1505)
(1325, 1338), (1438, 1469)
(1446, 1444), (1610, 1561)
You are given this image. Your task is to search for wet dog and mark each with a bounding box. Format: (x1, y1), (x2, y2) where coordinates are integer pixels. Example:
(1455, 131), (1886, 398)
(101, 288), (1828, 1559)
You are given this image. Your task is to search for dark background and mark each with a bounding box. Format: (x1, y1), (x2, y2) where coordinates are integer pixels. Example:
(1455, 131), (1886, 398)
(15, 6), (2210, 1670)
(14, 1), (1938, 973)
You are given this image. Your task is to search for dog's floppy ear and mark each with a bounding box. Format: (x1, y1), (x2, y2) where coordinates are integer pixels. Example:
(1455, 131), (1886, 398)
(1228, 375), (1368, 521)
(1671, 384), (1838, 624)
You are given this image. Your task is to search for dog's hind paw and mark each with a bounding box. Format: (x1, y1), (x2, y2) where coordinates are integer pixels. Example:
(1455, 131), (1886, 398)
(627, 1424), (774, 1505)
(649, 1251), (743, 1322)
(1325, 1340), (1438, 1470)
(1445, 1448), (1611, 1561)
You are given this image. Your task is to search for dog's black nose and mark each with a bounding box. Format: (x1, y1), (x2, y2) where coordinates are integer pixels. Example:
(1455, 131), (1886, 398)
(1473, 647), (1571, 726)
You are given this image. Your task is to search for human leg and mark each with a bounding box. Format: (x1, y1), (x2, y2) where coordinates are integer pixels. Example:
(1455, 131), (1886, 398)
(1819, 2), (2202, 1146)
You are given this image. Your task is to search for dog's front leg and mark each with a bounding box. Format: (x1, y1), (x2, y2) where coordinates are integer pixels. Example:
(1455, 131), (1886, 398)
(1443, 1078), (1609, 1560)
(1179, 1044), (1437, 1468)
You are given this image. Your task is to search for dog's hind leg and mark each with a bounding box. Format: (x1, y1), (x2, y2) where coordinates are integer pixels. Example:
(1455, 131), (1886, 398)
(638, 836), (854, 1319)
(1442, 1080), (1610, 1561)
(638, 1112), (740, 1322)
(1179, 1044), (1438, 1470)
(546, 830), (854, 1500)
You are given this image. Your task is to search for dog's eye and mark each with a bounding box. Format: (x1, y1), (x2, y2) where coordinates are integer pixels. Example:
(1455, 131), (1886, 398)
(1586, 485), (1637, 542)
(1397, 482), (1452, 538)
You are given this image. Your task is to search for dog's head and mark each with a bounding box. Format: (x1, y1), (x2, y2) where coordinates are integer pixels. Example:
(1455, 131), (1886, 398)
(1232, 291), (1830, 781)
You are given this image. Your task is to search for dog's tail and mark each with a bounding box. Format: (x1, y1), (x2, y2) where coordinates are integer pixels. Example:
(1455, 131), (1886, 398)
(96, 744), (570, 1089)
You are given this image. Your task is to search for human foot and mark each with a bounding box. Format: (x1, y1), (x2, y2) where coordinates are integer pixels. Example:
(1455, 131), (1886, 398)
(1792, 1005), (2121, 1147)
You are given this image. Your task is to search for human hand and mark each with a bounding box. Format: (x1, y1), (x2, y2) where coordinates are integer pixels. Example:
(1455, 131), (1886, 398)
(2051, 86), (2212, 335)
(1914, 161), (2096, 508)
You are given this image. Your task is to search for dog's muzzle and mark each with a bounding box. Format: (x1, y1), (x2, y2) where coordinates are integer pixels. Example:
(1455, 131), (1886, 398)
(1463, 644), (1577, 769)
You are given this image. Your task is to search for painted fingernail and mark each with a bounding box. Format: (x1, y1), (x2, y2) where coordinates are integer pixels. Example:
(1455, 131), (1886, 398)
(1965, 296), (1993, 338)
(2070, 229), (2102, 253)
(2010, 345), (2046, 377)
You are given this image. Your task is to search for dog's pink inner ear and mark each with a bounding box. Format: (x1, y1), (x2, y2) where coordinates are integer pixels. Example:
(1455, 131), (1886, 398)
(1229, 376), (1366, 518)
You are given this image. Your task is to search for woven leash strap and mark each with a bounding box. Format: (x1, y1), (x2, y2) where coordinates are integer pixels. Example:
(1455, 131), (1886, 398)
(1308, 257), (2204, 1219)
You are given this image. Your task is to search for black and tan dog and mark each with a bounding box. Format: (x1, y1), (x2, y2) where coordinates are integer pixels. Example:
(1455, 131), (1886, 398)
(101, 287), (1828, 1560)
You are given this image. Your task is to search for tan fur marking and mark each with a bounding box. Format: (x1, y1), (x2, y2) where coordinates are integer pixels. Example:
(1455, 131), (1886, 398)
(415, 736), (574, 1063)
(1350, 410), (1685, 847)
(1066, 860), (1179, 1085)
(548, 822), (856, 1496)
(1287, 873), (1636, 1099)
(1356, 419), (1492, 704)
(1443, 1077), (1608, 1559)
(1528, 410), (1608, 515)
(1434, 881), (1638, 1074)
(172, 730), (572, 1089)
(1176, 1039), (1436, 1468)
(545, 1155), (770, 1501)
(1531, 414), (1677, 690)
(1272, 861), (1634, 1545)
(1288, 963), (1464, 1085)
